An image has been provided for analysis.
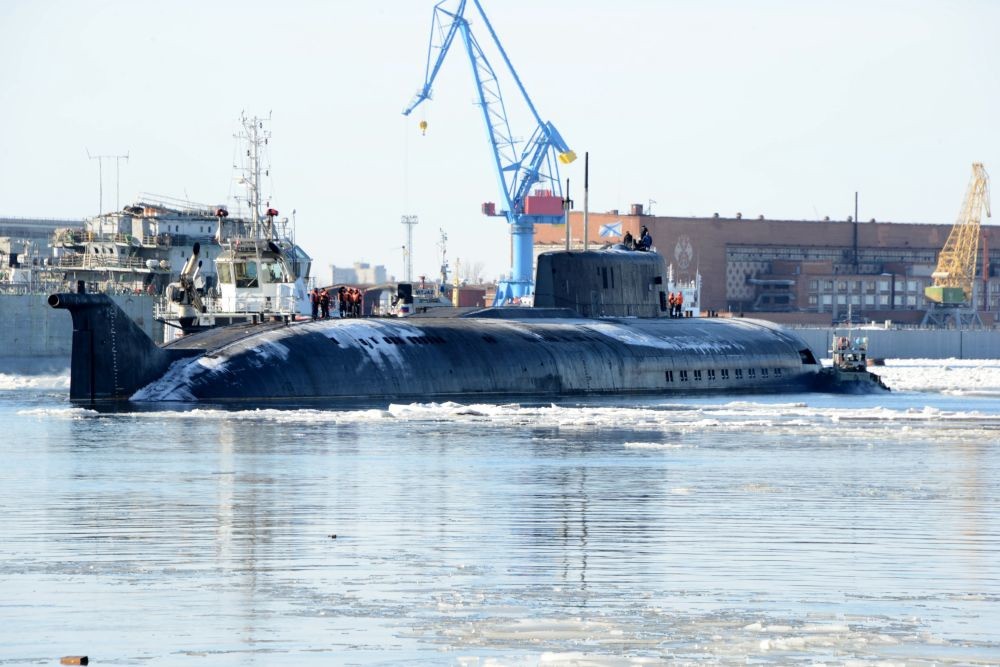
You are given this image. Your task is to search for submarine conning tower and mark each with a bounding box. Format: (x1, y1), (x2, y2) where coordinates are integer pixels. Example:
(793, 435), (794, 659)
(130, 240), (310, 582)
(534, 248), (670, 317)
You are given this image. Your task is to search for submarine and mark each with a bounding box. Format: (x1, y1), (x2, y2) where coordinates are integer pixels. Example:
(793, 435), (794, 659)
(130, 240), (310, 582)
(49, 249), (886, 404)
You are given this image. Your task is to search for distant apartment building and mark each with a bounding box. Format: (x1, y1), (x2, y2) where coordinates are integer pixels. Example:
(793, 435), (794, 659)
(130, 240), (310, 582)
(331, 262), (388, 286)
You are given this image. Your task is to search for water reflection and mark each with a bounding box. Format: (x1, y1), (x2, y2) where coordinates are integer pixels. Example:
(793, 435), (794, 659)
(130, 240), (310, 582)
(2, 388), (999, 664)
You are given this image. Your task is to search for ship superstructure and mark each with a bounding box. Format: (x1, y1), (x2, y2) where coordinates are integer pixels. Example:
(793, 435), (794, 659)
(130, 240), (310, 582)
(158, 114), (312, 339)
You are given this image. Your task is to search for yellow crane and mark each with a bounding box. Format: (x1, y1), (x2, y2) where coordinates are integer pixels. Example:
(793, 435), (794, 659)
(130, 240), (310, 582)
(925, 162), (991, 306)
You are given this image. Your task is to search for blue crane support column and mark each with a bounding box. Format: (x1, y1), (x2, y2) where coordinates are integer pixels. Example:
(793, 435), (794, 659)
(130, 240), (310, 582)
(402, 0), (576, 305)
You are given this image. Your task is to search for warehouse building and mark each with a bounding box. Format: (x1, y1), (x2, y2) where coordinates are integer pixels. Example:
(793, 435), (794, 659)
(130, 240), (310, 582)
(534, 207), (1000, 325)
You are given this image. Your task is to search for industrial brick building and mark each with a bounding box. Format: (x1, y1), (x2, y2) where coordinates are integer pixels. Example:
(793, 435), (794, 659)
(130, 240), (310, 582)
(534, 207), (1000, 325)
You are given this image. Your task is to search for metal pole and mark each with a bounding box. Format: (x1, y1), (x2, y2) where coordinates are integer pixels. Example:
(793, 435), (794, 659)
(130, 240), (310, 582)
(853, 191), (859, 271)
(401, 215), (418, 282)
(583, 152), (589, 251)
(564, 179), (571, 251)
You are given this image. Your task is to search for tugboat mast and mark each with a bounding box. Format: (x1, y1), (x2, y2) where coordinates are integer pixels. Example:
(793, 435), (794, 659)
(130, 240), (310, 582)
(235, 113), (272, 242)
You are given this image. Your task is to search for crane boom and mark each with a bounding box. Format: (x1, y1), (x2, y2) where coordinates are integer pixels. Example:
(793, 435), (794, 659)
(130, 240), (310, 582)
(925, 162), (991, 305)
(403, 0), (576, 304)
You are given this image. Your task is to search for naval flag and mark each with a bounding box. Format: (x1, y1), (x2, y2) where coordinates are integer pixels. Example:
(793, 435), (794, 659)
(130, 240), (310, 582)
(599, 221), (622, 238)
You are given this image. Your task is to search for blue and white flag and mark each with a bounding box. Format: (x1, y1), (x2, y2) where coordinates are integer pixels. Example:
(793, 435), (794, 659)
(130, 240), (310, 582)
(599, 221), (622, 238)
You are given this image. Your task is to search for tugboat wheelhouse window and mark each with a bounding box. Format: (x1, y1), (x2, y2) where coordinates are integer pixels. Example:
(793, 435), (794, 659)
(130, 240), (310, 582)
(265, 260), (290, 283)
(234, 261), (258, 288)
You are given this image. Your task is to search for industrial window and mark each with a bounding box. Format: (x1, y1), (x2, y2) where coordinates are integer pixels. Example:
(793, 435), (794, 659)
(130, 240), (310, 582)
(665, 370), (673, 382)
(774, 368), (782, 376)
(761, 368), (769, 378)
(721, 369), (730, 380)
(680, 370), (689, 382)
(602, 267), (608, 289)
(694, 370), (702, 381)
(707, 369), (716, 381)
(748, 368), (756, 379)
(735, 369), (743, 380)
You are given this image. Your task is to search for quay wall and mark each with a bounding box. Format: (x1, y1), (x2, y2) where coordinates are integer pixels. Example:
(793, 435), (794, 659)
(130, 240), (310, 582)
(0, 293), (160, 372)
(795, 327), (1000, 360)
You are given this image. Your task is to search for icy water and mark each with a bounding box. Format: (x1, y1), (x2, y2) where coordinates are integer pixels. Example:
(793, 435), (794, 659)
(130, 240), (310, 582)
(2, 361), (999, 666)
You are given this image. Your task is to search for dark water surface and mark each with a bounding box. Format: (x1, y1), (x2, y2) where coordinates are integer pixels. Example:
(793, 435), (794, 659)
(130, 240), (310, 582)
(2, 362), (999, 665)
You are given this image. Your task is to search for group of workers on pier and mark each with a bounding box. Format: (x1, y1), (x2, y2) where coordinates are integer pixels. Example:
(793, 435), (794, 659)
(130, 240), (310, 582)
(310, 286), (362, 319)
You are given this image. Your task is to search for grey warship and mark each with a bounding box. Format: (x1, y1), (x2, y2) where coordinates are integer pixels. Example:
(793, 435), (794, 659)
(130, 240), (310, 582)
(49, 249), (887, 404)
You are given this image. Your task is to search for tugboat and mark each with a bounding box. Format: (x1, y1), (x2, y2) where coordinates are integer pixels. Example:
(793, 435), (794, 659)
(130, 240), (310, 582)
(158, 115), (311, 340)
(818, 334), (891, 392)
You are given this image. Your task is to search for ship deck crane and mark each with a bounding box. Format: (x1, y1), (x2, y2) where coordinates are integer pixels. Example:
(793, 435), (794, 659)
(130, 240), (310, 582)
(922, 162), (991, 327)
(402, 0), (576, 305)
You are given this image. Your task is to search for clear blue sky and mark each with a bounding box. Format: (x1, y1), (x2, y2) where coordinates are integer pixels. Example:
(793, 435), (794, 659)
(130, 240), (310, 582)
(2, 0), (998, 284)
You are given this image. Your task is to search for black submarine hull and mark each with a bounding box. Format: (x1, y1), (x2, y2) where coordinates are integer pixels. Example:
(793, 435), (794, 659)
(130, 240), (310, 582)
(49, 250), (882, 403)
(49, 295), (831, 403)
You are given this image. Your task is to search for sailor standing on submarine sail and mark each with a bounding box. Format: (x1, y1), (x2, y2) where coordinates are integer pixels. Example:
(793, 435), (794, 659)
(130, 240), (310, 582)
(639, 226), (652, 251)
(622, 230), (634, 250)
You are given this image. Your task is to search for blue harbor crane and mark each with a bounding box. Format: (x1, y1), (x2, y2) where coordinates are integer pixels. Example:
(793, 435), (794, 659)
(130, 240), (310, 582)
(402, 0), (576, 305)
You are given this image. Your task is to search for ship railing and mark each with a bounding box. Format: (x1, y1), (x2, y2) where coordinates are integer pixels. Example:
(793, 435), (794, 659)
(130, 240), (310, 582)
(155, 293), (303, 320)
(56, 254), (166, 271)
(0, 280), (68, 296)
(211, 293), (301, 315)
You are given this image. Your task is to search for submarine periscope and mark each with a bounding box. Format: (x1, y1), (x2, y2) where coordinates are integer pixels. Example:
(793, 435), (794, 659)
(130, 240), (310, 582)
(49, 250), (887, 404)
